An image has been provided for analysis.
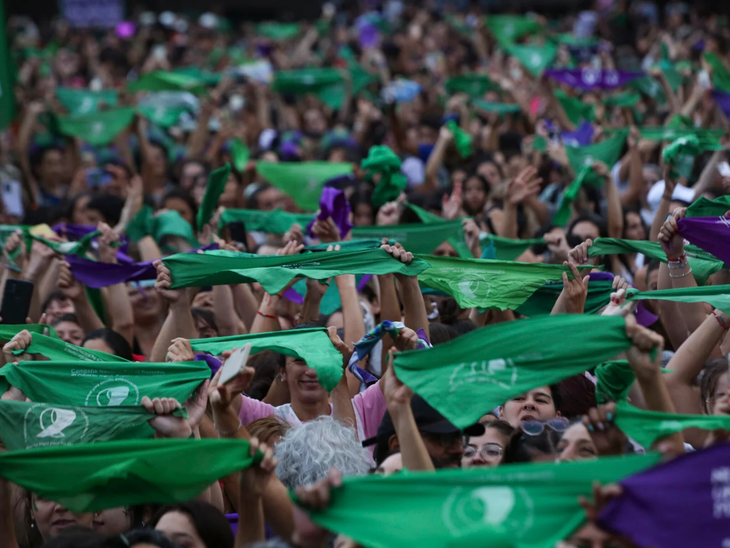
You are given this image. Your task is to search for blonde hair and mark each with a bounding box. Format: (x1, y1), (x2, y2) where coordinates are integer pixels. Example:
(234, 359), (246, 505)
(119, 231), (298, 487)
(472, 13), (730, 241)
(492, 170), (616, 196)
(247, 416), (291, 446)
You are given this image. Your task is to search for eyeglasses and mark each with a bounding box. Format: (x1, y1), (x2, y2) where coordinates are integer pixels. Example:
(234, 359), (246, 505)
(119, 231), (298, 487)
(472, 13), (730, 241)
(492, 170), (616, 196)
(463, 443), (504, 461)
(520, 417), (569, 436)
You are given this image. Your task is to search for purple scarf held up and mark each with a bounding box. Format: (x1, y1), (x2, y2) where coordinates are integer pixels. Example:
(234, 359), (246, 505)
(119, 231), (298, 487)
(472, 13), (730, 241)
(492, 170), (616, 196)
(306, 187), (353, 240)
(713, 90), (730, 118)
(544, 68), (643, 90)
(599, 443), (730, 548)
(678, 216), (730, 265)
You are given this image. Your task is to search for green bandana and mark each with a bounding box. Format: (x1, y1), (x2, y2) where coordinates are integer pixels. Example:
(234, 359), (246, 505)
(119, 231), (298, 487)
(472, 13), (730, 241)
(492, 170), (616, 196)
(162, 248), (430, 295)
(704, 52), (730, 93)
(485, 15), (543, 46)
(0, 438), (260, 512)
(554, 89), (595, 126)
(604, 91), (641, 108)
(128, 206), (198, 249)
(256, 22), (301, 41)
(686, 195), (730, 218)
(479, 234), (546, 261)
(473, 100), (522, 115)
(553, 166), (593, 227)
(0, 324), (58, 341)
(416, 255), (593, 311)
(272, 68), (344, 109)
(627, 126), (725, 143)
(304, 240), (386, 253)
(444, 74), (498, 99)
(503, 42), (557, 76)
(555, 34), (599, 47)
(56, 88), (119, 116)
(615, 401), (730, 448)
(218, 208), (314, 235)
(595, 360), (634, 404)
(10, 332), (122, 362)
(197, 163), (231, 231)
(256, 161), (353, 212)
(361, 146), (409, 208)
(137, 105), (188, 128)
(30, 229), (100, 257)
(0, 360), (209, 407)
(394, 315), (632, 429)
(565, 130), (628, 187)
(173, 66), (222, 86)
(128, 71), (207, 94)
(56, 107), (136, 146)
(516, 278), (613, 317)
(230, 138), (250, 172)
(587, 238), (724, 285)
(303, 453), (659, 548)
(190, 327), (342, 392)
(445, 120), (473, 158)
(403, 203), (472, 258)
(0, 400), (187, 450)
(626, 285), (730, 316)
(351, 220), (466, 255)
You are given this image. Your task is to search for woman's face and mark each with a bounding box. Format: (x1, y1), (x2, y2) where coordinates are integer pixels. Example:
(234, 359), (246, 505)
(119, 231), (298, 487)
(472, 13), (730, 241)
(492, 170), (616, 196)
(218, 176), (240, 209)
(163, 197), (194, 225)
(149, 145), (167, 178)
(283, 356), (327, 405)
(194, 315), (218, 339)
(93, 507), (131, 535)
(478, 162), (501, 189)
(128, 284), (163, 324)
(32, 495), (93, 540)
(709, 372), (730, 415)
(83, 337), (116, 356)
(557, 423), (598, 462)
(155, 511), (206, 548)
(432, 241), (459, 257)
(570, 220), (600, 242)
(54, 320), (84, 346)
(180, 163), (205, 191)
(464, 177), (487, 216)
(353, 203), (374, 226)
(624, 212), (645, 241)
(45, 297), (75, 324)
(462, 427), (507, 467)
(71, 194), (92, 225)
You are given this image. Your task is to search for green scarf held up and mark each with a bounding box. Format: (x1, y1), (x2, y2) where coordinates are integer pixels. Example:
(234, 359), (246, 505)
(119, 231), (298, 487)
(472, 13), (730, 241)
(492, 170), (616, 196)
(587, 238), (724, 285)
(416, 254), (593, 311)
(0, 438), (261, 513)
(255, 161), (353, 212)
(626, 126), (725, 143)
(190, 328), (342, 392)
(444, 74), (498, 99)
(614, 400), (730, 448)
(56, 88), (119, 116)
(554, 89), (595, 126)
(485, 14), (543, 46)
(30, 229), (100, 257)
(361, 146), (408, 208)
(162, 248), (430, 295)
(56, 107), (136, 146)
(595, 360), (635, 404)
(272, 68), (344, 109)
(478, 233), (545, 261)
(305, 240), (386, 253)
(553, 166), (593, 227)
(0, 360), (209, 407)
(604, 91), (641, 108)
(218, 208), (314, 236)
(9, 331), (122, 362)
(256, 22), (302, 41)
(473, 100), (522, 115)
(393, 315), (632, 429)
(445, 120), (473, 158)
(137, 104), (188, 128)
(127, 71), (207, 95)
(0, 400), (187, 450)
(127, 206), (198, 250)
(704, 52), (730, 93)
(197, 163), (231, 232)
(516, 278), (614, 317)
(626, 285), (730, 316)
(403, 203), (473, 258)
(686, 195), (730, 218)
(565, 130), (628, 187)
(503, 41), (557, 76)
(662, 135), (700, 178)
(303, 453), (660, 548)
(230, 138), (250, 172)
(0, 324), (59, 341)
(351, 220), (466, 255)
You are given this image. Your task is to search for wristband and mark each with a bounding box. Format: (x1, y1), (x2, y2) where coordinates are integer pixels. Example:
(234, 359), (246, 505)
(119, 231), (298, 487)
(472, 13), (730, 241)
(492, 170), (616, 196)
(215, 420), (242, 436)
(714, 311), (729, 331)
(667, 252), (687, 263)
(257, 310), (277, 319)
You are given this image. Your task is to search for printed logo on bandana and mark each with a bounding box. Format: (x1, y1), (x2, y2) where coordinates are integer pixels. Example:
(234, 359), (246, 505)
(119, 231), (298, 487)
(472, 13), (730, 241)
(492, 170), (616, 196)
(503, 23), (515, 38)
(448, 358), (518, 393)
(442, 486), (534, 539)
(79, 97), (94, 114)
(529, 53), (542, 68)
(604, 71), (619, 87)
(457, 279), (490, 302)
(581, 68), (600, 87)
(85, 378), (140, 406)
(306, 178), (320, 192)
(24, 403), (90, 448)
(91, 122), (104, 136)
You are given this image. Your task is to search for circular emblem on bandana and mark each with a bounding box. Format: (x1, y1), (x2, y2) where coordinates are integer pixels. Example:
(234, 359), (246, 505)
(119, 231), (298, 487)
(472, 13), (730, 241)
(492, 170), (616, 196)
(85, 378), (140, 406)
(23, 403), (89, 448)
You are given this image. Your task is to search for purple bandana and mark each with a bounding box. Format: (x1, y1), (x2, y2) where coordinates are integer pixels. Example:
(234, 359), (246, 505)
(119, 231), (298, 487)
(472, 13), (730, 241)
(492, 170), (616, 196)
(678, 217), (730, 265)
(306, 187), (353, 239)
(545, 68), (643, 90)
(713, 90), (730, 118)
(52, 223), (98, 240)
(194, 353), (222, 378)
(599, 443), (730, 548)
(587, 272), (658, 326)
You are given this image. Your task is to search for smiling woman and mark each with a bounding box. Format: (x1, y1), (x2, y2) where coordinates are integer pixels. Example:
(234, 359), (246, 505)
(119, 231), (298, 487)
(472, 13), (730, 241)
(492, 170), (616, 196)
(22, 492), (94, 547)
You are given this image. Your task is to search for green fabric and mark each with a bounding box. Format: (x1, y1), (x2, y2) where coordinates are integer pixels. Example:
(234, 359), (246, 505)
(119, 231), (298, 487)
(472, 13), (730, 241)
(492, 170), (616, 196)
(256, 161), (353, 212)
(595, 360), (634, 404)
(128, 71), (207, 94)
(0, 360), (209, 407)
(0, 438), (260, 512)
(0, 324), (58, 341)
(626, 285), (730, 316)
(352, 220), (465, 255)
(631, 126), (724, 143)
(0, 0), (16, 130)
(473, 100), (522, 114)
(10, 332), (122, 362)
(416, 254), (592, 311)
(218, 208), (314, 235)
(604, 91), (641, 108)
(362, 146), (408, 208)
(394, 315), (633, 428)
(56, 88), (119, 116)
(403, 203), (472, 258)
(615, 400), (730, 448)
(485, 15), (543, 46)
(173, 66), (222, 86)
(553, 167), (593, 227)
(503, 42), (557, 76)
(565, 130), (628, 187)
(30, 229), (99, 257)
(127, 205), (198, 248)
(338, 46), (377, 96)
(704, 52), (730, 93)
(304, 453), (660, 548)
(478, 234), (545, 261)
(190, 328), (342, 392)
(256, 22), (301, 41)
(631, 76), (667, 104)
(445, 120), (473, 158)
(554, 89), (595, 125)
(0, 401), (186, 450)
(230, 138), (250, 172)
(137, 104), (188, 128)
(587, 238), (724, 285)
(305, 240), (386, 253)
(56, 107), (136, 146)
(516, 279), (614, 317)
(555, 34), (599, 47)
(444, 74), (498, 99)
(162, 248), (430, 295)
(197, 163), (231, 231)
(272, 68), (344, 109)
(686, 195), (730, 218)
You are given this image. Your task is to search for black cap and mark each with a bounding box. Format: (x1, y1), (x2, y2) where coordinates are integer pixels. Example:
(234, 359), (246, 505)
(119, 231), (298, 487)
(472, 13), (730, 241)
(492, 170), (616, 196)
(363, 395), (485, 447)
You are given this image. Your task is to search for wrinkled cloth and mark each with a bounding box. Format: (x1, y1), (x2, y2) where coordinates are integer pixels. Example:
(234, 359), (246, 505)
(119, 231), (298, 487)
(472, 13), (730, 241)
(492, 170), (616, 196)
(306, 187), (353, 239)
(361, 145), (408, 208)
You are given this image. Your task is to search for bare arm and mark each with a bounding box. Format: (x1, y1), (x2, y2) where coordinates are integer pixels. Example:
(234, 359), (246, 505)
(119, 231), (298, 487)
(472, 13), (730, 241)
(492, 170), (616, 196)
(378, 273), (400, 362)
(336, 274), (366, 397)
(692, 149), (722, 198)
(600, 162), (623, 239)
(424, 128), (453, 194)
(58, 261), (105, 333)
(231, 284), (259, 332)
(149, 261), (197, 363)
(0, 477), (18, 548)
(250, 293), (281, 334)
(213, 285), (239, 337)
(650, 166), (676, 242)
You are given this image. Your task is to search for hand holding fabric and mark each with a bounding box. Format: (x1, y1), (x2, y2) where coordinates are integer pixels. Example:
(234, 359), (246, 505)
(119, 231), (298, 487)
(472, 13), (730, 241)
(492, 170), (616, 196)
(657, 208), (686, 258)
(568, 238), (593, 265)
(582, 402), (626, 456)
(143, 396), (192, 438)
(441, 181), (464, 220)
(2, 330), (31, 364)
(327, 325), (353, 371)
(625, 319), (664, 379)
(97, 222), (119, 264)
(560, 262), (590, 314)
(312, 217), (341, 244)
(284, 223), (305, 247)
(240, 437), (278, 499)
(3, 230), (26, 271)
(292, 469), (341, 548)
(380, 243), (414, 282)
(154, 259), (184, 303)
(57, 260), (83, 300)
(601, 289), (638, 318)
(393, 327), (419, 352)
(375, 201), (401, 226)
(167, 338), (195, 362)
(462, 218), (481, 258)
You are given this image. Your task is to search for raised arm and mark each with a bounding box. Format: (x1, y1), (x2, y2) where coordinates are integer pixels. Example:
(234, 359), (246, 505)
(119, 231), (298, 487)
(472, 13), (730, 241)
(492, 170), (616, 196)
(57, 260), (105, 334)
(149, 261), (197, 363)
(382, 245), (429, 343)
(97, 223), (135, 345)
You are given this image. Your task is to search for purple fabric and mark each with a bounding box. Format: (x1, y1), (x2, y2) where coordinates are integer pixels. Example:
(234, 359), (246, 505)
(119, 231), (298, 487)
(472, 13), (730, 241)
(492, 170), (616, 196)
(359, 23), (380, 48)
(52, 223), (97, 239)
(195, 353), (222, 378)
(713, 90), (730, 118)
(306, 187), (353, 239)
(545, 68), (643, 90)
(588, 271), (614, 282)
(226, 514), (274, 539)
(599, 443), (730, 548)
(357, 274), (372, 291)
(283, 287), (305, 305)
(634, 300), (658, 327)
(678, 217), (730, 265)
(416, 327), (430, 345)
(561, 120), (594, 147)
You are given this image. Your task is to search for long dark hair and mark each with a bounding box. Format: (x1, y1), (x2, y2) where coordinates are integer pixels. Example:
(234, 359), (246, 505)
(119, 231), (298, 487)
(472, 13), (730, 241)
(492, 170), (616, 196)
(148, 501), (233, 548)
(82, 328), (134, 361)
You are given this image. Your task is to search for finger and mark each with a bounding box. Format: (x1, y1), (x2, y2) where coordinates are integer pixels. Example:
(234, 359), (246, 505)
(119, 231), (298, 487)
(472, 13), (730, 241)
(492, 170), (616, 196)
(141, 396), (153, 412)
(153, 398), (164, 414)
(250, 437), (260, 456)
(568, 262), (581, 281)
(582, 275), (590, 288)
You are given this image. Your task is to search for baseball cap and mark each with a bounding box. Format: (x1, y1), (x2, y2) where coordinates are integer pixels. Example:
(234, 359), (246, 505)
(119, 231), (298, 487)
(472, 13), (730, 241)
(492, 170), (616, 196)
(362, 394), (485, 447)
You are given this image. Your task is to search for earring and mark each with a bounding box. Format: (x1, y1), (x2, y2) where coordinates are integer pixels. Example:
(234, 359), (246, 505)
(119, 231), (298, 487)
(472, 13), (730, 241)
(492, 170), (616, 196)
(279, 376), (285, 382)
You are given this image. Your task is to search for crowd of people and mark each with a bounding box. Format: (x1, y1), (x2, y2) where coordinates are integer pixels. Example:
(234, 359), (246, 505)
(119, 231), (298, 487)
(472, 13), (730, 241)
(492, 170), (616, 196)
(1, 0), (730, 546)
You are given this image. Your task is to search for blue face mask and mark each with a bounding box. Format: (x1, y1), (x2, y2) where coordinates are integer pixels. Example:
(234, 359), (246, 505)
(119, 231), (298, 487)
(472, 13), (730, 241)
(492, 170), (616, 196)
(417, 143), (435, 162)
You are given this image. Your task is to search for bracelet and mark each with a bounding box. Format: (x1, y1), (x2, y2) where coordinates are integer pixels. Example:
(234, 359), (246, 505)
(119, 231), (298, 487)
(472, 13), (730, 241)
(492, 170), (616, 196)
(257, 310), (277, 319)
(215, 420), (242, 436)
(714, 311), (729, 331)
(667, 262), (688, 270)
(669, 268), (693, 279)
(667, 252), (687, 264)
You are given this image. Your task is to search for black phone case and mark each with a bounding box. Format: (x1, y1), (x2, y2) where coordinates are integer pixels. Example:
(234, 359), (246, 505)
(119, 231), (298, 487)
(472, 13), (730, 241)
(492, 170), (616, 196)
(0, 279), (34, 325)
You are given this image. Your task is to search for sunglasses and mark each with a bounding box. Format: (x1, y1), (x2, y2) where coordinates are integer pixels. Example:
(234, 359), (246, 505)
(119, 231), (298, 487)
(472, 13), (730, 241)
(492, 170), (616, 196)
(520, 417), (569, 436)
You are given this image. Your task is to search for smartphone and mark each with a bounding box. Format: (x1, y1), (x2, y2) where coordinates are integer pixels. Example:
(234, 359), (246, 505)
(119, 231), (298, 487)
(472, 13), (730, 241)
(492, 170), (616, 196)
(86, 168), (113, 187)
(228, 221), (248, 251)
(718, 161), (730, 177)
(0, 279), (34, 325)
(220, 343), (252, 385)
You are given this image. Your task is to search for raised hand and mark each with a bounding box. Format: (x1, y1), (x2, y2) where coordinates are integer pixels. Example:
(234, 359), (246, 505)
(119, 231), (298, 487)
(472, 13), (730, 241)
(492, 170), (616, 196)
(393, 326), (419, 352)
(153, 260), (184, 303)
(382, 351), (414, 410)
(97, 222), (119, 264)
(143, 396), (192, 439)
(657, 208), (687, 258)
(57, 260), (83, 300)
(240, 437), (279, 498)
(277, 240), (305, 257)
(312, 217), (341, 244)
(442, 181), (464, 220)
(3, 230), (27, 270)
(166, 338), (195, 362)
(2, 330), (32, 363)
(462, 218), (481, 257)
(568, 238), (593, 265)
(582, 402), (626, 456)
(507, 166), (542, 205)
(208, 360), (255, 411)
(561, 262), (590, 314)
(625, 318), (665, 378)
(602, 288), (638, 318)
